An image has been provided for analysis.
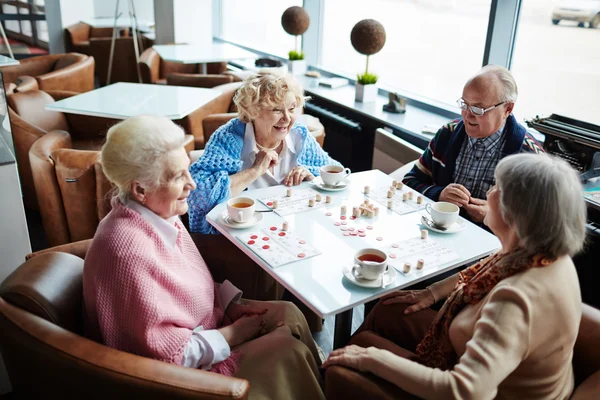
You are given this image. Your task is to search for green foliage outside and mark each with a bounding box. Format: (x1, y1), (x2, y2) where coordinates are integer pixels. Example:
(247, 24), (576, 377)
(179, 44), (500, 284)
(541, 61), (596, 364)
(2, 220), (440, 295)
(357, 72), (378, 85)
(288, 50), (305, 60)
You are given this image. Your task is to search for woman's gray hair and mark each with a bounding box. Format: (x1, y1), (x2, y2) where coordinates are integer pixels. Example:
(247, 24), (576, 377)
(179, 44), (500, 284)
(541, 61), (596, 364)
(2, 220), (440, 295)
(233, 69), (305, 123)
(479, 64), (518, 103)
(495, 153), (586, 259)
(100, 115), (186, 202)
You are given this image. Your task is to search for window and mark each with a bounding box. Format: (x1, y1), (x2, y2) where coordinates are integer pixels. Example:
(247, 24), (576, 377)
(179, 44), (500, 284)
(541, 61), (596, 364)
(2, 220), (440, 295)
(511, 0), (600, 125)
(220, 0), (302, 58)
(321, 0), (491, 107)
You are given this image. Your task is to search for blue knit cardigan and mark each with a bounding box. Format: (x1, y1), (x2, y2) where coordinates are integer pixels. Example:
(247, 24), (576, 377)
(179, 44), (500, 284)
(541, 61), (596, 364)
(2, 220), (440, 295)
(188, 118), (340, 234)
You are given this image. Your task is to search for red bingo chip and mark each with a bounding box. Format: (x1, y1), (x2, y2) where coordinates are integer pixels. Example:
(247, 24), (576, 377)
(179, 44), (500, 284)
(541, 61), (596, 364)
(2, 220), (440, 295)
(358, 229), (365, 233)
(279, 232), (286, 237)
(270, 226), (277, 231)
(350, 216), (356, 220)
(341, 221), (347, 225)
(262, 245), (270, 250)
(334, 222), (341, 226)
(359, 233), (366, 237)
(376, 236), (383, 241)
(250, 235), (258, 239)
(247, 240), (255, 245)
(267, 202), (273, 206)
(298, 253), (306, 258)
(350, 232), (358, 236)
(299, 240), (307, 244)
(349, 227), (355, 231)
(262, 237), (270, 241)
(343, 232), (350, 236)
(326, 212), (332, 216)
(392, 244), (399, 248)
(366, 225), (373, 230)
(340, 216), (347, 220)
(389, 253), (396, 259)
(341, 227), (348, 231)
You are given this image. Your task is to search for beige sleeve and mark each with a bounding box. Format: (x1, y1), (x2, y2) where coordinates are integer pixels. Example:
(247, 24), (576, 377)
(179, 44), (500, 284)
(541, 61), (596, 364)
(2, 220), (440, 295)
(427, 273), (459, 302)
(361, 286), (532, 400)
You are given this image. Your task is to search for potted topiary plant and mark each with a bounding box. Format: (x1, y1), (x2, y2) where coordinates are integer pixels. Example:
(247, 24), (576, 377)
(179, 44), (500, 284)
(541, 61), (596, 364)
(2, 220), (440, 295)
(282, 6), (310, 75)
(351, 19), (386, 103)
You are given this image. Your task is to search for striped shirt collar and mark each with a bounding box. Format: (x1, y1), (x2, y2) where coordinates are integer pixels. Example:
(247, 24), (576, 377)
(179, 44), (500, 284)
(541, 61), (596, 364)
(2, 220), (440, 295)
(466, 121), (506, 152)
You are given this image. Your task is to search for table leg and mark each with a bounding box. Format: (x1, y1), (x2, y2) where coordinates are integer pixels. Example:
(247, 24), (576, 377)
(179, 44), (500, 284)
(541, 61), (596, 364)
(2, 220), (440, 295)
(201, 63), (207, 74)
(333, 309), (353, 349)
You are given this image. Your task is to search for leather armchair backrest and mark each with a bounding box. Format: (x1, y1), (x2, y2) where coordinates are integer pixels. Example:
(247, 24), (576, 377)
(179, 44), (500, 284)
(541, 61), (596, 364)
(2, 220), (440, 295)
(90, 37), (140, 84)
(7, 90), (69, 133)
(0, 252), (84, 334)
(1, 54), (61, 85)
(53, 53), (88, 71)
(139, 47), (161, 83)
(65, 22), (91, 46)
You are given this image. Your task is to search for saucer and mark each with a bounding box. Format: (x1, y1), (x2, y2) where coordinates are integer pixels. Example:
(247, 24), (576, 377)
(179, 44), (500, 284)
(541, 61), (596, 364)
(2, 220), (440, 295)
(342, 265), (397, 288)
(219, 212), (264, 229)
(420, 215), (466, 234)
(313, 177), (350, 192)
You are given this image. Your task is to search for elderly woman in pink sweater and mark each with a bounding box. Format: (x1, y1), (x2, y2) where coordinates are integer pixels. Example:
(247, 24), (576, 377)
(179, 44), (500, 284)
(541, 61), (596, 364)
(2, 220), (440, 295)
(324, 153), (586, 399)
(83, 115), (325, 400)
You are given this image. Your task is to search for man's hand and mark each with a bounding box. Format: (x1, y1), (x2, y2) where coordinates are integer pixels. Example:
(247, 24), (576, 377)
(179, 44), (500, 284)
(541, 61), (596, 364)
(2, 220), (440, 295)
(439, 183), (471, 207)
(464, 197), (488, 223)
(226, 302), (267, 322)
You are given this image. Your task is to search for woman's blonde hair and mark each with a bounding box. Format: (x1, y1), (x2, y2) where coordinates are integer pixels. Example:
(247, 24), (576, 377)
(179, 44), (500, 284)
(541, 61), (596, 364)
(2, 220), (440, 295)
(100, 115), (186, 202)
(233, 69), (305, 123)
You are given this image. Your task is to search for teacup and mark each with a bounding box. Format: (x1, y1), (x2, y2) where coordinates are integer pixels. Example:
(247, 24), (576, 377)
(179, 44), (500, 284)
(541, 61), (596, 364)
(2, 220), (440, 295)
(320, 165), (351, 186)
(425, 201), (459, 228)
(352, 248), (388, 280)
(226, 197), (255, 223)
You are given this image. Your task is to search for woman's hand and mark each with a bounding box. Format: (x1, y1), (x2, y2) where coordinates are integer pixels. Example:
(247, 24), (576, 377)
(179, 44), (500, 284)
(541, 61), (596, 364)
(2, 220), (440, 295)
(251, 149), (279, 176)
(226, 302), (267, 322)
(322, 345), (373, 372)
(381, 289), (435, 314)
(218, 315), (266, 348)
(283, 166), (315, 186)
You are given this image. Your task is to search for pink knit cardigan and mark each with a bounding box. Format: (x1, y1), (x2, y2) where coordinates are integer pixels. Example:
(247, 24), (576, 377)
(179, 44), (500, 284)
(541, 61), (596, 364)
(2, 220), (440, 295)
(83, 200), (237, 375)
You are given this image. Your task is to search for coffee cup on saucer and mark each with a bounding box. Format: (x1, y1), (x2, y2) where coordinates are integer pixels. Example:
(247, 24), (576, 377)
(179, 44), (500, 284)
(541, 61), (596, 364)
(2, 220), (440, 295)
(425, 201), (459, 228)
(320, 165), (351, 186)
(226, 197), (255, 223)
(352, 248), (388, 280)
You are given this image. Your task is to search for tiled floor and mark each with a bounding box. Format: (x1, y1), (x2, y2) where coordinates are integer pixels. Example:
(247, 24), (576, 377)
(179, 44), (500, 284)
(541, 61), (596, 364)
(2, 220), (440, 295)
(313, 304), (365, 357)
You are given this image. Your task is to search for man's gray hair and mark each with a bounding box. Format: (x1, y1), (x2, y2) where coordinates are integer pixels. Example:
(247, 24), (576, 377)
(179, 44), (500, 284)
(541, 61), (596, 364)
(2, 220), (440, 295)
(101, 115), (186, 202)
(479, 64), (518, 103)
(495, 153), (586, 259)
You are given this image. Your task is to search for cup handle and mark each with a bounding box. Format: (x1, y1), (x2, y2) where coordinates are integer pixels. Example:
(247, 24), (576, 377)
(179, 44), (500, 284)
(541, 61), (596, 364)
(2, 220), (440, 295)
(344, 168), (352, 177)
(425, 203), (432, 215)
(237, 210), (243, 222)
(352, 264), (362, 280)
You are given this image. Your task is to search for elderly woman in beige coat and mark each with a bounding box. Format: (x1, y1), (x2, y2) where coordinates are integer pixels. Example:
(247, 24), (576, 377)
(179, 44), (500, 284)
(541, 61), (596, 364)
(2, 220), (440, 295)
(324, 153), (586, 399)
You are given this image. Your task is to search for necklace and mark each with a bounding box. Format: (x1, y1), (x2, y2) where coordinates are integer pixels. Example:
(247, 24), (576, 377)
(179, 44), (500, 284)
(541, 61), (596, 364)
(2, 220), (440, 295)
(256, 140), (282, 151)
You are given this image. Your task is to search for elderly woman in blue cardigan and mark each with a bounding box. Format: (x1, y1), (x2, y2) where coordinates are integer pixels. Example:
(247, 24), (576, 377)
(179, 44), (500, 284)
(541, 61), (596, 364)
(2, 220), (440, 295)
(188, 69), (340, 234)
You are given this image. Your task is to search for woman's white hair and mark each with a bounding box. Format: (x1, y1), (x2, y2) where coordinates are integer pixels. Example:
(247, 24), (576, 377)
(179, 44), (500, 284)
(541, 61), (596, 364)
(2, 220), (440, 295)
(495, 153), (586, 259)
(233, 69), (305, 123)
(478, 64), (518, 103)
(100, 115), (186, 202)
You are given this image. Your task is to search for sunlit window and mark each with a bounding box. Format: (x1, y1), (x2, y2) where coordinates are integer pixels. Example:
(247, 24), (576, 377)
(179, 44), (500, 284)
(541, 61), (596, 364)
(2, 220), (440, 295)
(221, 0), (302, 58)
(321, 0), (491, 107)
(511, 0), (600, 125)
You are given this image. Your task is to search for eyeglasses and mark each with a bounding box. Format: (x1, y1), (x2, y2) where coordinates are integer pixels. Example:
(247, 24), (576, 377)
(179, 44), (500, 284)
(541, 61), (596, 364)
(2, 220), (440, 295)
(457, 98), (506, 117)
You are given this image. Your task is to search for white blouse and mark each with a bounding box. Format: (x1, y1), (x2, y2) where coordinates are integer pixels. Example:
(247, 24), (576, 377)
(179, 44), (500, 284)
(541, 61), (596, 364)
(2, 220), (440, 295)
(241, 122), (302, 189)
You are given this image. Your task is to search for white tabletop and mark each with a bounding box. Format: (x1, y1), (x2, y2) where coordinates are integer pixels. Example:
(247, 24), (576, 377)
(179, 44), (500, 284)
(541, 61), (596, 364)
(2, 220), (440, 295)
(82, 17), (154, 32)
(45, 83), (221, 120)
(153, 43), (258, 65)
(0, 55), (19, 67)
(207, 170), (501, 319)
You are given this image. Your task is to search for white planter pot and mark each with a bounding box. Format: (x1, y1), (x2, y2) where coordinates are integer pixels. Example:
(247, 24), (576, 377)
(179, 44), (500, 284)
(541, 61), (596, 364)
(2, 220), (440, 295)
(355, 83), (378, 102)
(288, 59), (307, 75)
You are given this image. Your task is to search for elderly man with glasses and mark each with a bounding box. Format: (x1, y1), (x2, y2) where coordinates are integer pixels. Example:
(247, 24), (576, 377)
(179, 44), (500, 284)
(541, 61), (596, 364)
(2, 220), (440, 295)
(403, 65), (543, 223)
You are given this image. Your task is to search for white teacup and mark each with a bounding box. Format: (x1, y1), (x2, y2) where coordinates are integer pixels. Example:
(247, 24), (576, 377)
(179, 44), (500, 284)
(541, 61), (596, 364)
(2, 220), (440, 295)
(352, 248), (388, 280)
(226, 197), (255, 223)
(320, 165), (351, 186)
(425, 201), (459, 228)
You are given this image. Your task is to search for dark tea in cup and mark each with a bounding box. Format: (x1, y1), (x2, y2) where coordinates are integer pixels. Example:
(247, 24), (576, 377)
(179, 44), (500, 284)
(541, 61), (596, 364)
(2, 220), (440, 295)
(357, 253), (386, 263)
(232, 202), (252, 208)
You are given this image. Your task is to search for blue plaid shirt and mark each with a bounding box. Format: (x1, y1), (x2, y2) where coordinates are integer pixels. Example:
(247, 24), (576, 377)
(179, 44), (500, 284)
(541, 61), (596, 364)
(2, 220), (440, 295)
(453, 123), (506, 200)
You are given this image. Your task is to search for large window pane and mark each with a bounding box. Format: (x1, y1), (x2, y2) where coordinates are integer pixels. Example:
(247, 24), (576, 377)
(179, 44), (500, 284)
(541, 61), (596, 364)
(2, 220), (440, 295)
(511, 0), (600, 125)
(321, 0), (491, 106)
(221, 0), (302, 58)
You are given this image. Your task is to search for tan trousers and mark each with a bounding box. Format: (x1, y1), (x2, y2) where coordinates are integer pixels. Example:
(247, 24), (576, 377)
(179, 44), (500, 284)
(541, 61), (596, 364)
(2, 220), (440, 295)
(325, 302), (438, 400)
(235, 300), (324, 400)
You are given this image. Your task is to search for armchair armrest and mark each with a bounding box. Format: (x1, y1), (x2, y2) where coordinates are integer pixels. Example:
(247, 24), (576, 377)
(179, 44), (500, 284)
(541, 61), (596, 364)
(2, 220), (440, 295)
(167, 73), (234, 88)
(203, 113), (237, 144)
(14, 75), (39, 92)
(574, 304), (600, 384)
(36, 56), (95, 93)
(25, 239), (93, 261)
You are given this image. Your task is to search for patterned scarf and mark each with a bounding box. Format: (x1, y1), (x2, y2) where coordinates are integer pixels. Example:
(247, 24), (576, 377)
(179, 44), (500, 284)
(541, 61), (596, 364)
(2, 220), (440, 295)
(416, 251), (550, 370)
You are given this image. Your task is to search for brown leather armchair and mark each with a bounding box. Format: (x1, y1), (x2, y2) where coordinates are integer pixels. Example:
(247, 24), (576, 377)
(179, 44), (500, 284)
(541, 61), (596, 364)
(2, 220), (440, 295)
(2, 53), (94, 93)
(64, 22), (129, 56)
(325, 304), (600, 400)
(89, 36), (142, 85)
(138, 47), (228, 85)
(0, 252), (250, 399)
